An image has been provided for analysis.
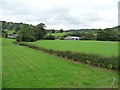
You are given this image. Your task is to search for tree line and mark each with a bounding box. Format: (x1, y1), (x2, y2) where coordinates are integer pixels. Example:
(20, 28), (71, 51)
(1, 21), (47, 42)
(1, 20), (120, 41)
(66, 27), (120, 41)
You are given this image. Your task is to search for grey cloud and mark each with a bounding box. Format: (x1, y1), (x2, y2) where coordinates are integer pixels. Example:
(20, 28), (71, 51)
(0, 0), (118, 29)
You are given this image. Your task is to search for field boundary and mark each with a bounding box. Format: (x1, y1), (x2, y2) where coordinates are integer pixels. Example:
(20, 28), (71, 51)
(13, 41), (119, 70)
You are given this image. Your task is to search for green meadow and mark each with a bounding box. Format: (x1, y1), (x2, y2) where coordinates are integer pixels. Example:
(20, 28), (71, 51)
(49, 32), (70, 37)
(30, 40), (119, 57)
(2, 38), (118, 88)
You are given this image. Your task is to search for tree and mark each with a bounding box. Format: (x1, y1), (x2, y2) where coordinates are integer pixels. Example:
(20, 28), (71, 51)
(2, 30), (8, 37)
(51, 29), (56, 33)
(1, 21), (7, 30)
(44, 34), (55, 40)
(16, 23), (47, 42)
(97, 29), (118, 41)
(34, 23), (46, 40)
(96, 29), (105, 41)
(8, 22), (14, 30)
(37, 23), (46, 29)
(14, 23), (20, 32)
(60, 29), (64, 33)
(85, 32), (96, 40)
(17, 24), (36, 42)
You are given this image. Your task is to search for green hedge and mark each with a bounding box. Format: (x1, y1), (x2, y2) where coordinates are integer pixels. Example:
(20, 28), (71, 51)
(13, 42), (119, 70)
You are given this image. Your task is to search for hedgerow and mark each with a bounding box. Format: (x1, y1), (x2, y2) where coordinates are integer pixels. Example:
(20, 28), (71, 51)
(13, 41), (119, 70)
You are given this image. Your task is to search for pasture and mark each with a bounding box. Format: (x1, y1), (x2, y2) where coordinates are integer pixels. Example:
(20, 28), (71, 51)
(47, 32), (71, 38)
(30, 40), (119, 57)
(2, 38), (118, 88)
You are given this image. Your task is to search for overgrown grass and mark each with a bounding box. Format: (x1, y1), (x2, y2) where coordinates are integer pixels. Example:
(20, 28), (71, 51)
(2, 38), (118, 88)
(30, 40), (119, 57)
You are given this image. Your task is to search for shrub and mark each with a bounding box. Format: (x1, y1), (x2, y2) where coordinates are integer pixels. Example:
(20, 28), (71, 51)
(59, 37), (65, 40)
(44, 34), (55, 40)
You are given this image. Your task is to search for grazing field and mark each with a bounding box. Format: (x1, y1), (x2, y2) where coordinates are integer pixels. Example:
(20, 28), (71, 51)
(2, 38), (118, 88)
(48, 32), (71, 38)
(30, 40), (119, 57)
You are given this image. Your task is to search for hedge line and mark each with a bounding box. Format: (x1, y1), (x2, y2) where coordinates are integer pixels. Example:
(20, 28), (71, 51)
(13, 42), (119, 70)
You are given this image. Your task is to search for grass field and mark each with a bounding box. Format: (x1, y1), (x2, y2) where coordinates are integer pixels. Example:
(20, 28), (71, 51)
(48, 32), (71, 38)
(30, 40), (119, 57)
(2, 38), (118, 88)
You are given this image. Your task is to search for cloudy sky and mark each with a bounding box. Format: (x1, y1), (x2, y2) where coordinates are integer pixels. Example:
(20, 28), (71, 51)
(0, 0), (119, 30)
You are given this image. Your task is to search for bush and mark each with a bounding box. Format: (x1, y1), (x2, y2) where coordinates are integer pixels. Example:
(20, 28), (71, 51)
(59, 37), (64, 40)
(44, 34), (55, 40)
(16, 35), (36, 42)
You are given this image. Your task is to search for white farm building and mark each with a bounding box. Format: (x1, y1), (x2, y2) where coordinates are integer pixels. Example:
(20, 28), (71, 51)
(8, 34), (17, 39)
(65, 36), (80, 40)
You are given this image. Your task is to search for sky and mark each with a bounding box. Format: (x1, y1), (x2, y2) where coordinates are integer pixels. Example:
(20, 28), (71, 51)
(0, 0), (119, 30)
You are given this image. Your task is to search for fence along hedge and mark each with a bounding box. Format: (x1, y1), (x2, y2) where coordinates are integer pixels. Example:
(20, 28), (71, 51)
(13, 42), (119, 70)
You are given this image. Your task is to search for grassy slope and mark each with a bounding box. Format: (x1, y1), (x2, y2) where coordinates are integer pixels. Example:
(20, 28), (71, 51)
(2, 38), (118, 88)
(30, 40), (118, 57)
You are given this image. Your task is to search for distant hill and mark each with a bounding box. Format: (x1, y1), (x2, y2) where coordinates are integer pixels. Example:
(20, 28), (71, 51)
(1, 20), (119, 32)
(66, 26), (120, 33)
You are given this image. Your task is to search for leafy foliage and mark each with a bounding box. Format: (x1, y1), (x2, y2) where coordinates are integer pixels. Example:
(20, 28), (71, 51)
(16, 23), (46, 42)
(97, 28), (118, 41)
(2, 30), (8, 37)
(1, 20), (119, 41)
(0, 21), (47, 42)
(17, 24), (36, 42)
(44, 34), (55, 40)
(67, 27), (119, 41)
(33, 23), (46, 40)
